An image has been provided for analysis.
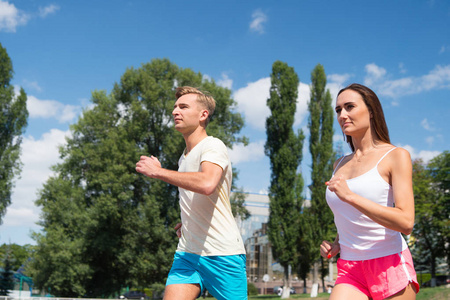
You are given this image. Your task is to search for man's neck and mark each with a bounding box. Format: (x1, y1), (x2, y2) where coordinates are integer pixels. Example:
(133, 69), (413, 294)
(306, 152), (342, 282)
(183, 128), (208, 155)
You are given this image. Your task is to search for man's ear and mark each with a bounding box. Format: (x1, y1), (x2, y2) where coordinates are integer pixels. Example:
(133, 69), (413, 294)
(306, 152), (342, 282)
(200, 109), (209, 121)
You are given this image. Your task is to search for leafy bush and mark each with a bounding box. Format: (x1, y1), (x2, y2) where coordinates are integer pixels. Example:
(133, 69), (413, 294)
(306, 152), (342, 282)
(149, 283), (165, 299)
(248, 282), (258, 296)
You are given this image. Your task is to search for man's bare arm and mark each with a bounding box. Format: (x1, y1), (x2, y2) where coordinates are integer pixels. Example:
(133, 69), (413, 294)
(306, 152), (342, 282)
(136, 155), (223, 195)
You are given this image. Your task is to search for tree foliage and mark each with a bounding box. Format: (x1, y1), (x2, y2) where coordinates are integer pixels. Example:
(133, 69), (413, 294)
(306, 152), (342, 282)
(306, 64), (335, 290)
(426, 151), (450, 267)
(411, 151), (450, 286)
(307, 64), (335, 242)
(265, 61), (305, 298)
(28, 59), (247, 297)
(0, 247), (15, 296)
(0, 43), (28, 222)
(0, 244), (33, 272)
(295, 198), (315, 294)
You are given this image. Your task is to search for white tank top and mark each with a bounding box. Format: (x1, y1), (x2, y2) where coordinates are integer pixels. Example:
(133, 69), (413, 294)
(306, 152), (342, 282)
(326, 147), (407, 260)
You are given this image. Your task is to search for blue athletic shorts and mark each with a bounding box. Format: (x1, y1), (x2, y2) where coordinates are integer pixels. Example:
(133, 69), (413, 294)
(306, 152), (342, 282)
(166, 251), (247, 300)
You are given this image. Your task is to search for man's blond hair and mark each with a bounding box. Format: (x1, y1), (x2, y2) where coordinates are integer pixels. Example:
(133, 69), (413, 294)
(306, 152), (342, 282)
(175, 86), (216, 126)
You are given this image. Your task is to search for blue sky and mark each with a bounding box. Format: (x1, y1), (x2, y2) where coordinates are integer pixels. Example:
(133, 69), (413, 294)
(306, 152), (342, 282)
(0, 0), (449, 245)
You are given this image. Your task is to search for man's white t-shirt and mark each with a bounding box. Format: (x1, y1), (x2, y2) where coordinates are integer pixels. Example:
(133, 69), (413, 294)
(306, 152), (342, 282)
(176, 136), (246, 256)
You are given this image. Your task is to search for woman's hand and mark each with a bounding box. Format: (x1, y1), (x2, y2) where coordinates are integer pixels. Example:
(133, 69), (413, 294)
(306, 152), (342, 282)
(325, 148), (415, 235)
(320, 240), (340, 259)
(326, 175), (354, 203)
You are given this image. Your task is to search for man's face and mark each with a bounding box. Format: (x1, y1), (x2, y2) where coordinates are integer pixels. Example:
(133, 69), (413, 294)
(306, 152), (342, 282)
(172, 93), (207, 133)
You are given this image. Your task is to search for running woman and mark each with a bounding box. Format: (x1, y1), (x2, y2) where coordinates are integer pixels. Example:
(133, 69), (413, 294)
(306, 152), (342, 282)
(320, 83), (419, 300)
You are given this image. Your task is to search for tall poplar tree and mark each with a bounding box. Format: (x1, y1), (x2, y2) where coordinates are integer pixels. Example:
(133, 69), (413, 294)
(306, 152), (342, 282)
(307, 64), (334, 292)
(0, 43), (28, 222)
(265, 61), (305, 299)
(30, 59), (247, 297)
(296, 210), (315, 294)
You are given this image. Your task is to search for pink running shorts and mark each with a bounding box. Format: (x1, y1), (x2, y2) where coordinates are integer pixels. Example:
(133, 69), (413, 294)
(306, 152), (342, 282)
(335, 248), (419, 300)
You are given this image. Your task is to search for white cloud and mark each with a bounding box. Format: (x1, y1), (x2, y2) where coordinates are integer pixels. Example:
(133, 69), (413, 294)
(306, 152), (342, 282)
(364, 63), (387, 86)
(234, 77), (271, 130)
(364, 63), (450, 99)
(228, 140), (265, 165)
(399, 63), (407, 74)
(439, 45), (449, 54)
(249, 9), (267, 34)
(0, 1), (30, 32)
(326, 82), (343, 107)
(295, 83), (310, 127)
(400, 144), (441, 164)
(217, 73), (233, 90)
(39, 4), (59, 18)
(23, 80), (43, 92)
(60, 104), (79, 122)
(258, 188), (268, 194)
(327, 72), (354, 107)
(425, 136), (434, 146)
(27, 95), (80, 123)
(328, 73), (351, 86)
(2, 129), (70, 233)
(203, 72), (233, 89)
(333, 133), (344, 143)
(421, 118), (434, 131)
(421, 65), (450, 90)
(391, 100), (400, 107)
(234, 78), (309, 130)
(2, 207), (35, 226)
(0, 2), (59, 33)
(202, 74), (212, 82)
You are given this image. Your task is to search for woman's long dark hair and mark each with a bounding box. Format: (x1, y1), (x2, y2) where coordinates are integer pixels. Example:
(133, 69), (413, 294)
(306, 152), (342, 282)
(337, 83), (390, 152)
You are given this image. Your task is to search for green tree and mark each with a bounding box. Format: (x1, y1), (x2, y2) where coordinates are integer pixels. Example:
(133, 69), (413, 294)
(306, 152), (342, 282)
(307, 64), (335, 292)
(231, 188), (251, 222)
(0, 244), (33, 272)
(296, 193), (315, 294)
(411, 152), (450, 287)
(0, 247), (15, 296)
(29, 59), (247, 297)
(0, 43), (28, 222)
(265, 61), (305, 299)
(427, 151), (450, 268)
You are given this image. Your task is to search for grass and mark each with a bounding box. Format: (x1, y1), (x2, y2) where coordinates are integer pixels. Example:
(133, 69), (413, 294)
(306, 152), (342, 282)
(248, 293), (330, 299)
(246, 286), (450, 300)
(416, 286), (449, 300)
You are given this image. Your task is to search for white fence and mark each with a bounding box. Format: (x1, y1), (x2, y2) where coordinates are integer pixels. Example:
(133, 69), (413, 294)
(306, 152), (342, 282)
(0, 297), (109, 300)
(0, 290), (162, 300)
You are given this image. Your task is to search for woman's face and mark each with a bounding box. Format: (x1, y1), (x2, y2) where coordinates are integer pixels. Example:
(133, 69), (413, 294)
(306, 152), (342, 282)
(335, 89), (371, 137)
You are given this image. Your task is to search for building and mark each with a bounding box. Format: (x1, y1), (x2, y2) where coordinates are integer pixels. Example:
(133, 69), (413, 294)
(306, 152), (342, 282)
(236, 192), (270, 243)
(235, 192), (311, 284)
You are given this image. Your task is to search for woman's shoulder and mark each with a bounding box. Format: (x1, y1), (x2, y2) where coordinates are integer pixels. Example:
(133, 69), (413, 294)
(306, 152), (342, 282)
(333, 156), (343, 167)
(388, 146), (411, 160)
(382, 146), (412, 169)
(333, 154), (351, 169)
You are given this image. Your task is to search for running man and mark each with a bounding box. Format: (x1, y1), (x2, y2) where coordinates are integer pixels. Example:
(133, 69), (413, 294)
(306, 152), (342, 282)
(136, 86), (247, 300)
